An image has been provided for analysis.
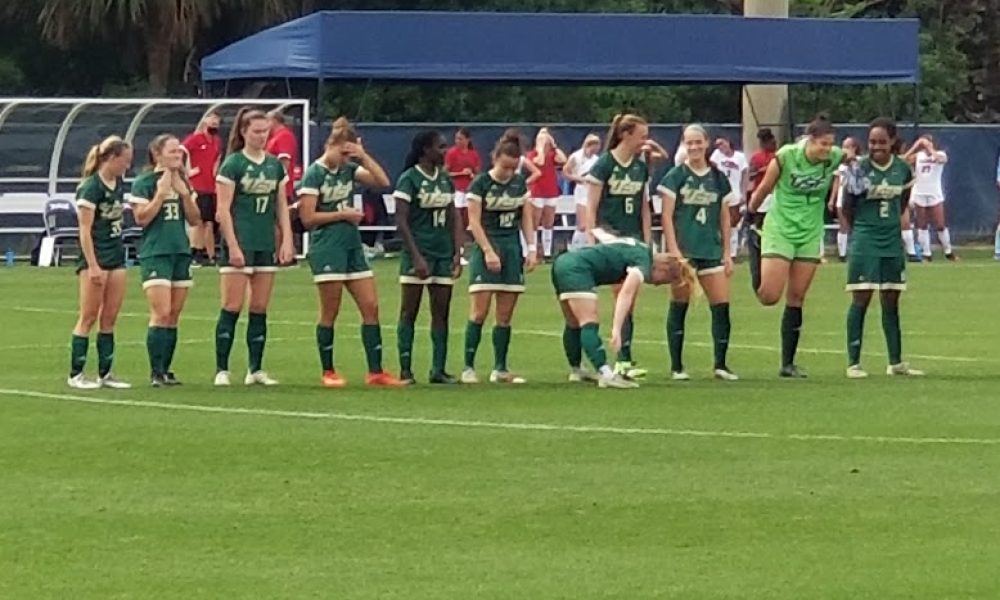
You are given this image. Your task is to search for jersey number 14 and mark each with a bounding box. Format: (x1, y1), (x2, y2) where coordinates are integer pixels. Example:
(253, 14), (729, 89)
(433, 209), (448, 228)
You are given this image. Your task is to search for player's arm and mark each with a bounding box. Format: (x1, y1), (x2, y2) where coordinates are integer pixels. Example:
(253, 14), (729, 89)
(900, 172), (915, 213)
(131, 174), (170, 226)
(275, 177), (295, 263)
(465, 194), (494, 258)
(562, 155), (582, 183)
(902, 140), (923, 164)
(215, 178), (241, 252)
(658, 187), (682, 256)
(720, 192), (733, 272)
(522, 158), (542, 185)
(640, 187), (652, 246)
(611, 268), (644, 349)
(76, 205), (99, 271)
(749, 159), (780, 212)
(355, 153), (390, 189)
(740, 165), (750, 206)
(520, 197), (537, 268)
(827, 173), (841, 211)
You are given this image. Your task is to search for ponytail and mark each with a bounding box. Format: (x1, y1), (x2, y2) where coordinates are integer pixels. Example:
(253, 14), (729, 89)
(82, 135), (130, 177)
(404, 130), (442, 170)
(493, 129), (523, 160)
(605, 113), (647, 152)
(327, 116), (358, 146)
(227, 106), (267, 154)
(147, 133), (177, 169)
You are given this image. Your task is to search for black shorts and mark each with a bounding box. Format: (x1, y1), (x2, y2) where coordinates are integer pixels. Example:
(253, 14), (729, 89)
(196, 193), (217, 223)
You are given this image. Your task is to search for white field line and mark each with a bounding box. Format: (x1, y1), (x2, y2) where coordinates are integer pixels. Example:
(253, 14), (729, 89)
(6, 306), (988, 364)
(2, 388), (999, 447)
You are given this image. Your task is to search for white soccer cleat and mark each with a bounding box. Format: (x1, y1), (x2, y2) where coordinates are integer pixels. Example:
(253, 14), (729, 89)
(245, 370), (279, 386)
(214, 370), (231, 386)
(99, 374), (132, 389)
(614, 361), (647, 380)
(671, 371), (691, 382)
(67, 373), (100, 390)
(568, 368), (598, 383)
(846, 365), (869, 379)
(460, 368), (479, 384)
(489, 370), (526, 384)
(886, 363), (925, 377)
(713, 368), (740, 382)
(598, 373), (640, 389)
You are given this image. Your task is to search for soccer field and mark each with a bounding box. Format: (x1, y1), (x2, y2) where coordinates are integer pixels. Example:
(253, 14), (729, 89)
(2, 253), (999, 599)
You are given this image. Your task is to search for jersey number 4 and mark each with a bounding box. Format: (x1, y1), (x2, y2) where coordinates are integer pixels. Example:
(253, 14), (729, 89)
(695, 207), (708, 224)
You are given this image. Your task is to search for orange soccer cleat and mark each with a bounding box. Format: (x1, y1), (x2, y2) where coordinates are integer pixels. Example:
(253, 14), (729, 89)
(321, 371), (347, 388)
(365, 371), (405, 387)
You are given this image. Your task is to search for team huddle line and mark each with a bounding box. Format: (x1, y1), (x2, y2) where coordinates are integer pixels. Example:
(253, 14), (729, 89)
(65, 110), (927, 391)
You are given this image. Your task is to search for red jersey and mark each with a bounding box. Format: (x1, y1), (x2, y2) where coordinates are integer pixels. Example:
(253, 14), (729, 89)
(266, 125), (300, 201)
(749, 149), (776, 193)
(444, 146), (482, 192)
(182, 131), (221, 194)
(526, 148), (561, 199)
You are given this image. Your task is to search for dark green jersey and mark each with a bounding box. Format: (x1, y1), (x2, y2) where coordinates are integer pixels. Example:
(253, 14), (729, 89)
(466, 171), (528, 239)
(586, 151), (648, 239)
(658, 164), (733, 261)
(298, 160), (362, 250)
(850, 156), (913, 257)
(76, 174), (125, 260)
(217, 151), (287, 252)
(130, 171), (190, 258)
(393, 166), (455, 259)
(565, 239), (653, 286)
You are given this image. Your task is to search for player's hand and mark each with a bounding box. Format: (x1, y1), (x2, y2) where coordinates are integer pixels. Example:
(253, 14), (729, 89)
(524, 252), (538, 272)
(827, 198), (837, 213)
(171, 172), (192, 197)
(463, 168), (474, 176)
(343, 140), (366, 160)
(413, 255), (430, 280)
(485, 250), (502, 272)
(451, 254), (463, 279)
(724, 255), (734, 278)
(278, 241), (295, 265)
(156, 170), (174, 195)
(228, 247), (245, 268)
(341, 208), (365, 224)
(609, 328), (622, 353)
(88, 266), (107, 286)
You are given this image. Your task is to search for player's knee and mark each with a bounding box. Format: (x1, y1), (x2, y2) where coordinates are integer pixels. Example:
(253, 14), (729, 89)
(757, 288), (781, 306)
(359, 302), (379, 325)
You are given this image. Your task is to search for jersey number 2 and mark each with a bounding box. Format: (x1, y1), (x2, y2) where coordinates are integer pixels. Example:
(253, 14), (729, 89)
(879, 201), (889, 218)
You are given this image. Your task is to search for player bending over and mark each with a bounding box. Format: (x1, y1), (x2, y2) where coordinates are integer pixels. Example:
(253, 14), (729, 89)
(551, 235), (693, 389)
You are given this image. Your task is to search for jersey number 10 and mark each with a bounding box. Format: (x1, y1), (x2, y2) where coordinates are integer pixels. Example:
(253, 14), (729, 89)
(499, 212), (516, 228)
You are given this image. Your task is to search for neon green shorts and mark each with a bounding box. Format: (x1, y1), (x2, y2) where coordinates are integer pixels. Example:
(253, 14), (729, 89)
(761, 232), (823, 263)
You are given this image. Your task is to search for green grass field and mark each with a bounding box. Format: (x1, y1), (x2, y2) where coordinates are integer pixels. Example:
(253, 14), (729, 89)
(2, 252), (1000, 599)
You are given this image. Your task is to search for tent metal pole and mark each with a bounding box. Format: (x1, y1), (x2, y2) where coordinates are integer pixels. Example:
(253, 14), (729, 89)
(316, 77), (325, 123)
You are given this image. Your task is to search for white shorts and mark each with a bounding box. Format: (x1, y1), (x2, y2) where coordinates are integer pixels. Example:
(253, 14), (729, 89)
(530, 197), (559, 209)
(911, 193), (944, 208)
(574, 191), (589, 207)
(454, 191), (468, 208)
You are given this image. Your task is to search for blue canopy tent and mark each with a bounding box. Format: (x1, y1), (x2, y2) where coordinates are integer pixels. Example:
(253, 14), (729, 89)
(202, 11), (919, 85)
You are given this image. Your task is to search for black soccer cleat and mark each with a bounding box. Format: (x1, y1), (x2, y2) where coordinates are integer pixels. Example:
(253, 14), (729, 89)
(163, 372), (182, 386)
(429, 371), (459, 385)
(399, 370), (417, 386)
(779, 364), (808, 379)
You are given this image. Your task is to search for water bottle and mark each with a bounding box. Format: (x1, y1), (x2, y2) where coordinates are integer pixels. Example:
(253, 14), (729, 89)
(4, 248), (14, 267)
(994, 228), (1000, 260)
(913, 235), (923, 259)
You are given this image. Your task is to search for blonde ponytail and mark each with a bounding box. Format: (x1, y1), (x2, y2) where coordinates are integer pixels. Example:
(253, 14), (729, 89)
(81, 135), (129, 177)
(605, 113), (647, 152)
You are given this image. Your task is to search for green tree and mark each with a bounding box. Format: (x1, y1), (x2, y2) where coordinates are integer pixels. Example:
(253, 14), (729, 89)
(2, 0), (292, 93)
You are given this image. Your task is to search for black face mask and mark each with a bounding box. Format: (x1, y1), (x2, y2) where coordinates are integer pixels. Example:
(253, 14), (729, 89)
(206, 127), (219, 135)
